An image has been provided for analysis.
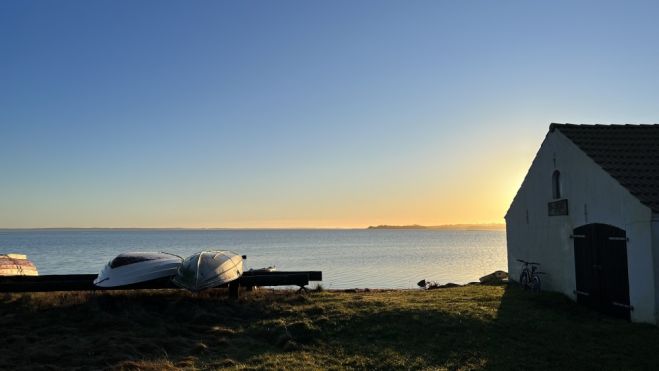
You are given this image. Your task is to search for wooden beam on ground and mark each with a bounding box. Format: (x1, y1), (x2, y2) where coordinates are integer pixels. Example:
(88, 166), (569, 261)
(242, 270), (322, 281)
(240, 273), (310, 287)
(0, 270), (321, 293)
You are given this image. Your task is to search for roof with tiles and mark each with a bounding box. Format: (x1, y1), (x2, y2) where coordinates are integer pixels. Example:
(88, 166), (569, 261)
(550, 123), (659, 213)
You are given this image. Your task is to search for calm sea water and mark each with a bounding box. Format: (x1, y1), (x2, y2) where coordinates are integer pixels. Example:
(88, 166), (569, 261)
(0, 229), (506, 289)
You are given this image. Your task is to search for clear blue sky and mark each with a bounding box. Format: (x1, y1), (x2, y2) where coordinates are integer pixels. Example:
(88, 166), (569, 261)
(2, 1), (659, 228)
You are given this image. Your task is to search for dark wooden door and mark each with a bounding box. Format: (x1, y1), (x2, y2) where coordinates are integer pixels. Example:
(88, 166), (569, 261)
(573, 224), (597, 309)
(573, 223), (630, 320)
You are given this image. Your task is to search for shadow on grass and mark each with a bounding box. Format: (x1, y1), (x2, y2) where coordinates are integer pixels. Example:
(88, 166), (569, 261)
(0, 289), (296, 370)
(299, 286), (659, 370)
(484, 285), (659, 370)
(1, 286), (659, 370)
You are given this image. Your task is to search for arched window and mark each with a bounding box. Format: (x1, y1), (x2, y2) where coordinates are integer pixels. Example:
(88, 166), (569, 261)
(552, 170), (562, 199)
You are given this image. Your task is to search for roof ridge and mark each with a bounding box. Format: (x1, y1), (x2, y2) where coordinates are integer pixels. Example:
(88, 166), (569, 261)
(551, 122), (659, 128)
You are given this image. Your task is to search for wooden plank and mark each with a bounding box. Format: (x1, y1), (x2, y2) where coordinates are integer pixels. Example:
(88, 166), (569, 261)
(240, 273), (309, 287)
(0, 274), (96, 292)
(0, 271), (321, 293)
(243, 270), (322, 281)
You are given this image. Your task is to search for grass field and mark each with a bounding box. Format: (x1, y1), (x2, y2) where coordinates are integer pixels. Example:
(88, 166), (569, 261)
(1, 284), (658, 370)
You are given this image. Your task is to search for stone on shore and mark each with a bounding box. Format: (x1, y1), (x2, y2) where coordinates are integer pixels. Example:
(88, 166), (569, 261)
(479, 270), (508, 284)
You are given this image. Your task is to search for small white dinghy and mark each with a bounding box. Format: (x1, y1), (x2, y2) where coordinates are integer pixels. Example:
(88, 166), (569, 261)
(94, 252), (183, 287)
(173, 250), (244, 292)
(0, 253), (38, 276)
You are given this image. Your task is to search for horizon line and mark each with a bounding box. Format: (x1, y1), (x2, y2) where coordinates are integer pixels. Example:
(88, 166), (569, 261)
(0, 223), (506, 231)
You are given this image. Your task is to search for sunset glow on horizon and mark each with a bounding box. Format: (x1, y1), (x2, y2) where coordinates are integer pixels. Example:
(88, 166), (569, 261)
(3, 1), (659, 228)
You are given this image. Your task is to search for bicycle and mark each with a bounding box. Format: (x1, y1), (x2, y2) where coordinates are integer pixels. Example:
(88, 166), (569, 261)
(516, 259), (544, 292)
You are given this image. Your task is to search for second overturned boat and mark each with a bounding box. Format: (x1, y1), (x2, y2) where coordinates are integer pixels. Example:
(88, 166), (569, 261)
(94, 252), (183, 287)
(173, 250), (244, 292)
(0, 254), (39, 276)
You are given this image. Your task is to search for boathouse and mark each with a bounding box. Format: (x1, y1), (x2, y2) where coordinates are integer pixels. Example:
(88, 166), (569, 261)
(505, 123), (659, 323)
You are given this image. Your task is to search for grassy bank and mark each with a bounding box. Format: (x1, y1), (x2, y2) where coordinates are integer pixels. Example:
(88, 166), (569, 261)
(1, 285), (658, 370)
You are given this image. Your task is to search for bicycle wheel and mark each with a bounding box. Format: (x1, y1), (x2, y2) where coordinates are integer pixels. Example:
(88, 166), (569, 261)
(531, 275), (542, 292)
(519, 270), (530, 289)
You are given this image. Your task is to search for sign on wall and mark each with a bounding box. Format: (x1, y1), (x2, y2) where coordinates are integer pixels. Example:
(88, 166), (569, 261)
(548, 199), (569, 216)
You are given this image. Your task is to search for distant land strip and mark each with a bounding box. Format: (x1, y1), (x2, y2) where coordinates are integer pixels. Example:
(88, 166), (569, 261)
(367, 224), (505, 231)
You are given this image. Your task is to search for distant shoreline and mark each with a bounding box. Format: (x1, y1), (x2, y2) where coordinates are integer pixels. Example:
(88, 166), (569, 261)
(367, 224), (505, 231)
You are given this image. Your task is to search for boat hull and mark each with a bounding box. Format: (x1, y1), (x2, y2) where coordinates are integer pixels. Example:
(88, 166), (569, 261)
(94, 252), (183, 287)
(173, 251), (243, 291)
(0, 255), (38, 276)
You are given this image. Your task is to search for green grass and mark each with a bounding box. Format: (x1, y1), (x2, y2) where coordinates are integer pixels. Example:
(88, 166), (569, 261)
(1, 284), (658, 370)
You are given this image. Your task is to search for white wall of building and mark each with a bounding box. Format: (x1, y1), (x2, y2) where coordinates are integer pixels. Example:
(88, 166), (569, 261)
(506, 129), (655, 323)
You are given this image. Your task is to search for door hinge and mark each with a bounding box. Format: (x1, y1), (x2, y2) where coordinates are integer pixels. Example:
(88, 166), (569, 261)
(570, 234), (586, 239)
(574, 289), (590, 296)
(608, 237), (629, 241)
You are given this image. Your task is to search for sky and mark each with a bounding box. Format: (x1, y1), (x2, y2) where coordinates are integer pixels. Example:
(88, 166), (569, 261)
(2, 1), (659, 228)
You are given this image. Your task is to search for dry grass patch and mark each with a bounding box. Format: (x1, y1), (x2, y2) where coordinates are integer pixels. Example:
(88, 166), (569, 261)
(1, 285), (659, 370)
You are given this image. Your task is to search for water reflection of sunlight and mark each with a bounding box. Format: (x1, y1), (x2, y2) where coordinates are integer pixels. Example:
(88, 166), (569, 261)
(0, 229), (507, 289)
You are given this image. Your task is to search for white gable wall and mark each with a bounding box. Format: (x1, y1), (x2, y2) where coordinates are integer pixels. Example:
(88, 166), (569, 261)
(506, 130), (655, 323)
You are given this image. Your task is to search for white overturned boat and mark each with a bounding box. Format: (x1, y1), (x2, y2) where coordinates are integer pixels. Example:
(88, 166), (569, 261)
(173, 250), (244, 292)
(0, 253), (38, 276)
(94, 252), (183, 287)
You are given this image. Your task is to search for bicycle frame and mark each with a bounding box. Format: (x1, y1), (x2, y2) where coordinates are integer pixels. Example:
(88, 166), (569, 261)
(517, 259), (543, 291)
